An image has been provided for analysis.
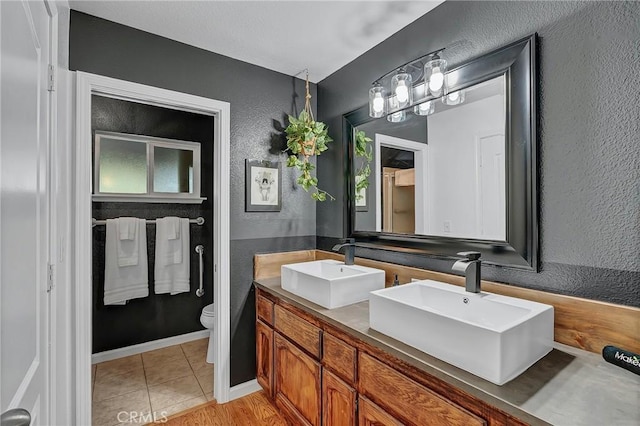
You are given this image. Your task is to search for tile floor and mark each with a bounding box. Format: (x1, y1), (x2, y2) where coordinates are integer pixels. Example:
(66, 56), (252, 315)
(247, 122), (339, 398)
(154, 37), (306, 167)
(92, 338), (214, 426)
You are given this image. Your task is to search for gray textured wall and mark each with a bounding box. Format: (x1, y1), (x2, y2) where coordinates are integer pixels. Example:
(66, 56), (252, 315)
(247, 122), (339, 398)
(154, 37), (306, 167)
(317, 1), (640, 307)
(69, 11), (316, 384)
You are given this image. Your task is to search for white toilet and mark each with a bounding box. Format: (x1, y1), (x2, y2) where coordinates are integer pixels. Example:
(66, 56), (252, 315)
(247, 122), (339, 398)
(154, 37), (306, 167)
(200, 303), (215, 364)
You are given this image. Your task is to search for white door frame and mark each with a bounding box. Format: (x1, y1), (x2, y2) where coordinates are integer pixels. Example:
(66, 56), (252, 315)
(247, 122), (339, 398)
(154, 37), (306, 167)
(73, 72), (231, 425)
(375, 134), (429, 234)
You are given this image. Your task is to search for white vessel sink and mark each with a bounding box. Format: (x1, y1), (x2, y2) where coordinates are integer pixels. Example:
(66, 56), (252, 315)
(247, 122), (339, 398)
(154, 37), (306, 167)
(369, 280), (554, 385)
(281, 260), (385, 309)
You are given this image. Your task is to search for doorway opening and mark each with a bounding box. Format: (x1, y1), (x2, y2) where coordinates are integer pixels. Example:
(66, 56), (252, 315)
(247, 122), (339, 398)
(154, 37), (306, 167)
(374, 134), (429, 234)
(74, 72), (231, 425)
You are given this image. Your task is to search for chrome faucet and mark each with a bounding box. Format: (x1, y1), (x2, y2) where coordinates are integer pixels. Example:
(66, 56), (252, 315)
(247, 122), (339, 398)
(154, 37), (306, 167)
(332, 238), (356, 265)
(451, 251), (482, 293)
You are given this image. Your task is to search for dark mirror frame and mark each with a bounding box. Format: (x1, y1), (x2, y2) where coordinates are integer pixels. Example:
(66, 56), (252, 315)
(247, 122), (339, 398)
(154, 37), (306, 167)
(344, 34), (538, 271)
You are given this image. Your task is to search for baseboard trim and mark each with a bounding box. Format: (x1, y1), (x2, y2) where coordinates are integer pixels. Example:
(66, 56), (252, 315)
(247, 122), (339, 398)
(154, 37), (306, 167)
(92, 330), (210, 364)
(228, 379), (261, 401)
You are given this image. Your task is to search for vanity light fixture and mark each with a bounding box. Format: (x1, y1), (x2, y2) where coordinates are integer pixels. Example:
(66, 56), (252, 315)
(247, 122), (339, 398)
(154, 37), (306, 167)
(442, 90), (466, 106)
(369, 82), (386, 118)
(367, 47), (446, 119)
(414, 100), (435, 116)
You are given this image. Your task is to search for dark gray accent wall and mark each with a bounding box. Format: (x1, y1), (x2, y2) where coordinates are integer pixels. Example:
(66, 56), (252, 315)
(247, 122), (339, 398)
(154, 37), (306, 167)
(91, 96), (214, 353)
(230, 236), (315, 385)
(70, 11), (316, 384)
(317, 1), (640, 307)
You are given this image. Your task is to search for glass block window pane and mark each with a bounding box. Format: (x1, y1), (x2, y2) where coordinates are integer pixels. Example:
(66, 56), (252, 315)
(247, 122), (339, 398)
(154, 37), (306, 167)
(153, 147), (194, 193)
(98, 137), (147, 193)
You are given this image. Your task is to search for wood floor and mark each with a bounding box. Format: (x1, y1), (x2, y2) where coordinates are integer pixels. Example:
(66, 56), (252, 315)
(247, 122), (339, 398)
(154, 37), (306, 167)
(158, 391), (288, 425)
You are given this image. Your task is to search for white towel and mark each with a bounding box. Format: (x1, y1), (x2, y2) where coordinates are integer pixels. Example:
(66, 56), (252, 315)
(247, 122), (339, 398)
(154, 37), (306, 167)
(117, 217), (139, 267)
(118, 217), (137, 240)
(155, 217), (190, 295)
(104, 218), (149, 305)
(156, 217), (183, 265)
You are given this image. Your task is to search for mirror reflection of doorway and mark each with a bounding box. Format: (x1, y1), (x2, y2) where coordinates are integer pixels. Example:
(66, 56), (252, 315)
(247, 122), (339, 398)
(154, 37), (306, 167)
(381, 148), (415, 234)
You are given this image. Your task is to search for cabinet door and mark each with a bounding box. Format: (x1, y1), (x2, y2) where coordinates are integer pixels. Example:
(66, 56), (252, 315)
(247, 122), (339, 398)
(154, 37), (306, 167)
(274, 333), (321, 426)
(359, 396), (403, 426)
(323, 369), (356, 426)
(256, 319), (273, 398)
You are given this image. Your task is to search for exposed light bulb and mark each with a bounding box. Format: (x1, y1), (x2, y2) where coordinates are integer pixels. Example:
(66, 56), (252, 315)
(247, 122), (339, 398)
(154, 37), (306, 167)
(373, 93), (384, 113)
(418, 101), (432, 113)
(429, 67), (444, 92)
(387, 110), (406, 123)
(442, 89), (465, 106)
(369, 83), (386, 118)
(395, 81), (409, 103)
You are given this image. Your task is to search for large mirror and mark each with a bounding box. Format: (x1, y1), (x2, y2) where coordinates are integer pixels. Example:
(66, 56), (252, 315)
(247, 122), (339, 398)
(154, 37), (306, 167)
(346, 35), (538, 270)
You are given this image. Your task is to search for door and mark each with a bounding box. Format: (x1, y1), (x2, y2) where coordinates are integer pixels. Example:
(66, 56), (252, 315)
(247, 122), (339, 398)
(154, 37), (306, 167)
(1, 1), (53, 424)
(256, 320), (273, 398)
(475, 132), (506, 240)
(273, 333), (321, 426)
(322, 369), (356, 426)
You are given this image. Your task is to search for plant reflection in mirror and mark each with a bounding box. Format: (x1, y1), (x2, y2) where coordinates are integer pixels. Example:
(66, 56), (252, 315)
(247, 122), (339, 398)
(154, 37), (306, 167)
(354, 130), (373, 202)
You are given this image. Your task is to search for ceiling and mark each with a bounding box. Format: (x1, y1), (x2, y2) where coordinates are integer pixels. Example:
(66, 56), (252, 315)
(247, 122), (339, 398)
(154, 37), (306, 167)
(69, 0), (445, 82)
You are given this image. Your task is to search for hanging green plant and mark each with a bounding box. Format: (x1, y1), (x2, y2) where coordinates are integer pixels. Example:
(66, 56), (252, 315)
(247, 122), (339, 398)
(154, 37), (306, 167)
(285, 73), (335, 202)
(354, 130), (373, 202)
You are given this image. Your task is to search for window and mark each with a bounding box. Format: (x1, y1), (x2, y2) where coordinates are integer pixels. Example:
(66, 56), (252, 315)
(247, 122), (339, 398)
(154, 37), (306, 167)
(93, 131), (204, 203)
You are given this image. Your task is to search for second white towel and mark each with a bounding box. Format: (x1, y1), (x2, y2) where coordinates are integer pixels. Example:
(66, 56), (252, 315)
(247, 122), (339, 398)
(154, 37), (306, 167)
(155, 217), (190, 295)
(104, 218), (148, 305)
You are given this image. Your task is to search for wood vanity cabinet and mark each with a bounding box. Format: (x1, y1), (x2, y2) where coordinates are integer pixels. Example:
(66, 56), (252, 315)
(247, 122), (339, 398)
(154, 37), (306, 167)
(255, 288), (529, 426)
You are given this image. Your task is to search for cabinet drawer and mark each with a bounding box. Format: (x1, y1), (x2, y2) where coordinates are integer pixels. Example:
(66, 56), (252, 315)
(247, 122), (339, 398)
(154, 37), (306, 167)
(359, 353), (486, 426)
(274, 305), (322, 359)
(323, 333), (356, 385)
(257, 294), (274, 325)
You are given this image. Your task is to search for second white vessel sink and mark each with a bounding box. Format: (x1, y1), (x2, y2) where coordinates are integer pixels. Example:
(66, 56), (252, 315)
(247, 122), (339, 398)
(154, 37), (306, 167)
(369, 280), (554, 385)
(281, 260), (385, 309)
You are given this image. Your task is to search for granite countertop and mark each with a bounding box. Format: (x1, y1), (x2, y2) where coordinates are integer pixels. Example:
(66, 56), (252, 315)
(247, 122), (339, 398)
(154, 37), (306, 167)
(255, 277), (640, 426)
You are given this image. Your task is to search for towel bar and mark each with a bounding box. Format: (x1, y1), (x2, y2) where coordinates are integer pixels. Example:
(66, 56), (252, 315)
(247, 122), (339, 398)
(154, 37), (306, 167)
(92, 217), (205, 227)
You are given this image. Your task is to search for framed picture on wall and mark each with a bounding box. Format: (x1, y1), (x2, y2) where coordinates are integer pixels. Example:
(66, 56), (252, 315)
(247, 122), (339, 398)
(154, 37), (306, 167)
(355, 174), (368, 212)
(245, 160), (282, 212)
